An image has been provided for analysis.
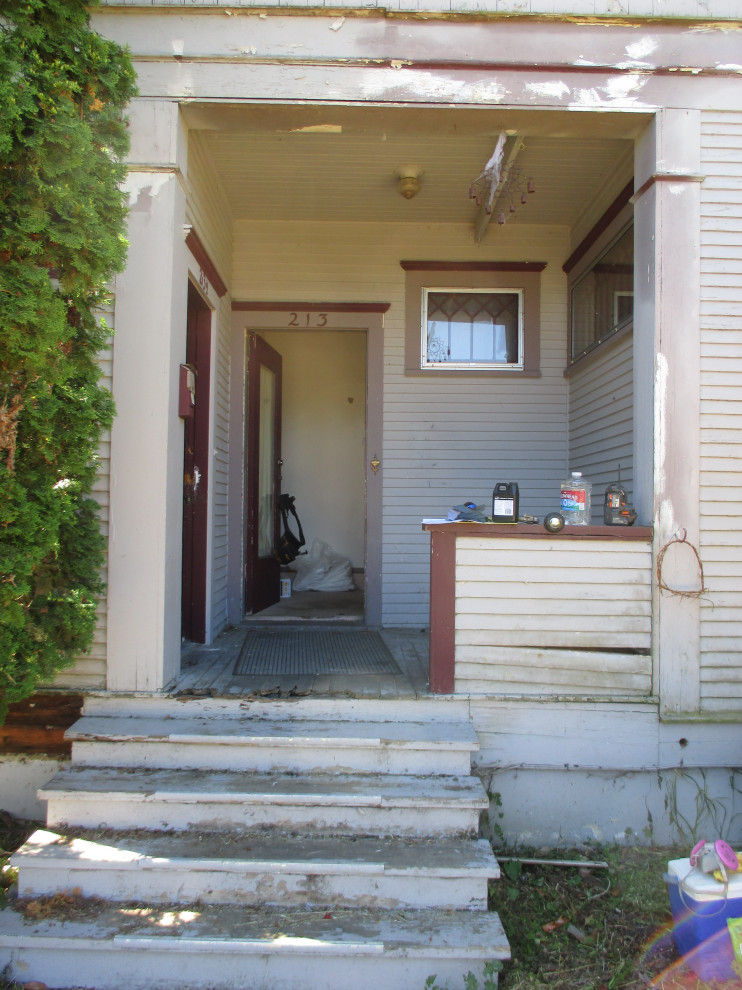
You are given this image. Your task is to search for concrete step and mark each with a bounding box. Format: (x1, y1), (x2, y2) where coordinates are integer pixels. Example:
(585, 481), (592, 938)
(40, 766), (488, 836)
(66, 714), (478, 775)
(0, 899), (510, 990)
(13, 829), (498, 910)
(81, 693), (472, 723)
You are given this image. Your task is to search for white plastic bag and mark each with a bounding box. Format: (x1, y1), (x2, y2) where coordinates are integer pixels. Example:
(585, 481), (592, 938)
(292, 538), (355, 592)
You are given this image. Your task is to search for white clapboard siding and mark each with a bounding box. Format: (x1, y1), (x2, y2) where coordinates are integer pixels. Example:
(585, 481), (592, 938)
(187, 133), (234, 639)
(568, 331), (633, 523)
(699, 111), (742, 713)
(454, 536), (652, 696)
(469, 699), (661, 770)
(458, 652), (651, 696)
(233, 220), (570, 627)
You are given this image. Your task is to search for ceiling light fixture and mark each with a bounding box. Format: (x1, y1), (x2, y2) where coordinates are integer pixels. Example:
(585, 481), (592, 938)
(396, 166), (422, 199)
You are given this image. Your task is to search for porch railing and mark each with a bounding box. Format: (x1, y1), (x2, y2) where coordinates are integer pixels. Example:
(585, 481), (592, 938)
(425, 523), (654, 697)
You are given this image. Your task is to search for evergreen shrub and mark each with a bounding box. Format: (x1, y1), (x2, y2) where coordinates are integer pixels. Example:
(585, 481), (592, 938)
(0, 0), (136, 721)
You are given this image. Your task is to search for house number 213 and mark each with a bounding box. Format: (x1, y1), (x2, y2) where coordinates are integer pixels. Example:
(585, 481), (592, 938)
(288, 313), (328, 327)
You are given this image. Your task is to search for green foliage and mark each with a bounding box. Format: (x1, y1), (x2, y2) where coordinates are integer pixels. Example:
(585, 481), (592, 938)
(425, 961), (503, 990)
(0, 0), (136, 720)
(492, 845), (688, 989)
(663, 768), (742, 846)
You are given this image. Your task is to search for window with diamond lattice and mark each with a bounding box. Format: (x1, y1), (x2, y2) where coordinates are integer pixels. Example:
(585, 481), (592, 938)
(423, 289), (523, 369)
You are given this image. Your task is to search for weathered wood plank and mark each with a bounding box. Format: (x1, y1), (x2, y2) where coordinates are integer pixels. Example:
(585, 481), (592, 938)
(457, 670), (651, 694)
(456, 612), (651, 634)
(456, 540), (652, 562)
(456, 565), (651, 585)
(1, 693), (83, 756)
(456, 627), (650, 649)
(456, 596), (651, 617)
(457, 580), (651, 602)
(456, 645), (651, 675)
(469, 699), (660, 769)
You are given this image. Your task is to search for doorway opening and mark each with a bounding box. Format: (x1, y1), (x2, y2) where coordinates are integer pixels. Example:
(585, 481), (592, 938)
(246, 327), (367, 624)
(234, 303), (387, 632)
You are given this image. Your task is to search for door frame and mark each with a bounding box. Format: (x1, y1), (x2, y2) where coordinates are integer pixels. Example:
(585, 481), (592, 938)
(229, 302), (389, 626)
(182, 280), (213, 643)
(244, 333), (282, 614)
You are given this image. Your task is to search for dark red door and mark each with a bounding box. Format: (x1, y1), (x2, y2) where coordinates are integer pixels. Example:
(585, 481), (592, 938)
(181, 282), (211, 642)
(245, 334), (282, 614)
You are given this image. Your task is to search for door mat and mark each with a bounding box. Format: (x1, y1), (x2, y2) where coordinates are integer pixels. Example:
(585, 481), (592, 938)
(233, 629), (401, 676)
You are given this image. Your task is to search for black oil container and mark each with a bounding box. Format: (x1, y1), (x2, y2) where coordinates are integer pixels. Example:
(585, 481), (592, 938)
(492, 482), (519, 523)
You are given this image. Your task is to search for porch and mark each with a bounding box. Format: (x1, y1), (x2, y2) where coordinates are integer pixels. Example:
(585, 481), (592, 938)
(174, 619), (430, 700)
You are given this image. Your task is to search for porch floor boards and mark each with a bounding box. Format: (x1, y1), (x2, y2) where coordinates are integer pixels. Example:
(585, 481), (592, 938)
(175, 624), (430, 700)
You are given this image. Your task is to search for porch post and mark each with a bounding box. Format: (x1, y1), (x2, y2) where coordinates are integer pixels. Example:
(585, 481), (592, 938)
(107, 100), (189, 692)
(634, 111), (703, 715)
(429, 529), (456, 694)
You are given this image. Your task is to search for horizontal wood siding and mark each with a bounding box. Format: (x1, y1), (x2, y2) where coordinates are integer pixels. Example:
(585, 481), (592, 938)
(568, 332), (634, 521)
(699, 111), (742, 713)
(455, 536), (652, 696)
(52, 301), (116, 690)
(188, 132), (233, 637)
(233, 221), (569, 627)
(470, 699), (660, 770)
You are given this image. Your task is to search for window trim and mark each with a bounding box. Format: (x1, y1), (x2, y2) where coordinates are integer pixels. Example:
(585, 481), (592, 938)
(401, 261), (545, 377)
(567, 219), (634, 365)
(564, 194), (634, 369)
(613, 290), (633, 329)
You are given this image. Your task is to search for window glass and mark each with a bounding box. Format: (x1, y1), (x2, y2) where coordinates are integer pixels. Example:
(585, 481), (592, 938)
(423, 289), (522, 369)
(257, 364), (275, 558)
(570, 225), (633, 362)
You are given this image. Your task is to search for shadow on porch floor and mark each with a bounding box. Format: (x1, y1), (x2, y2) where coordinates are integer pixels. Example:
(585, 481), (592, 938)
(175, 619), (430, 700)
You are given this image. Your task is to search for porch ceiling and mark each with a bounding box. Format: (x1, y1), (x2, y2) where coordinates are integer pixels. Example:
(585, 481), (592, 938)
(184, 104), (646, 228)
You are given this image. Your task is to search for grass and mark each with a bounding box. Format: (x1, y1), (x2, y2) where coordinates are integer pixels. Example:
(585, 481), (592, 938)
(1, 815), (741, 990)
(493, 845), (742, 990)
(0, 811), (38, 910)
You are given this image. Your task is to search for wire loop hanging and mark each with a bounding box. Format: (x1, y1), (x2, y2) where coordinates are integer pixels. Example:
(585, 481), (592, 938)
(656, 528), (707, 600)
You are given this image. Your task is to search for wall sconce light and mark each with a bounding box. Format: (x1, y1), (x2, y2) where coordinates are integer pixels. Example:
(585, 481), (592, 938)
(396, 166), (422, 199)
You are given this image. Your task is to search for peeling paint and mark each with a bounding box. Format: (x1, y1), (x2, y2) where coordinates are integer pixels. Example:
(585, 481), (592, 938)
(125, 172), (171, 212)
(572, 85), (650, 109)
(290, 124), (343, 133)
(689, 22), (742, 33)
(655, 352), (669, 499)
(625, 37), (659, 60)
(602, 72), (648, 99)
(360, 70), (507, 103)
(525, 80), (571, 99)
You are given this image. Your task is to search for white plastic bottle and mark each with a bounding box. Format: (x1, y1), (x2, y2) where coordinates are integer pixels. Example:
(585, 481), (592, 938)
(560, 471), (592, 526)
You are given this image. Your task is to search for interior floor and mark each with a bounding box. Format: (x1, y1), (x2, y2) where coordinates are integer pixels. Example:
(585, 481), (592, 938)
(176, 622), (430, 699)
(244, 589), (364, 624)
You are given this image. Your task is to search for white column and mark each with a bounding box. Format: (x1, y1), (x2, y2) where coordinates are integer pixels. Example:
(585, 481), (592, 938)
(107, 100), (189, 692)
(634, 110), (703, 715)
